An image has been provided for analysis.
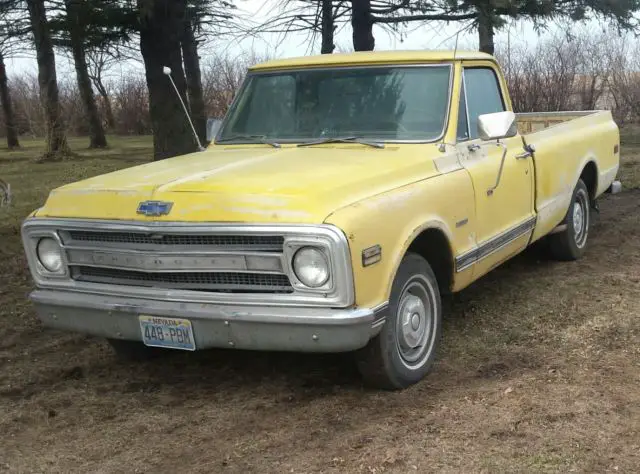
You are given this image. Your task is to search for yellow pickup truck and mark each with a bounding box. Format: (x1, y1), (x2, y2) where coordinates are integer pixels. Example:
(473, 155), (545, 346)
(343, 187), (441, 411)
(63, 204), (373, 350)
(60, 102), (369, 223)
(22, 51), (621, 389)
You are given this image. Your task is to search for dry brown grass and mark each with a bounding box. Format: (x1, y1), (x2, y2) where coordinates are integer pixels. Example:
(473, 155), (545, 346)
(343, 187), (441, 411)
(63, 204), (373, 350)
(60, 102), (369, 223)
(0, 134), (639, 473)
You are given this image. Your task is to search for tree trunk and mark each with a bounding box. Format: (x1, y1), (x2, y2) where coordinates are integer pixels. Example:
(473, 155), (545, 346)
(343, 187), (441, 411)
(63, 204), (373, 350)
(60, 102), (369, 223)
(65, 0), (108, 148)
(351, 0), (374, 51)
(321, 0), (334, 54)
(94, 79), (116, 130)
(138, 0), (196, 161)
(181, 18), (206, 145)
(26, 0), (70, 160)
(477, 8), (495, 55)
(0, 50), (20, 149)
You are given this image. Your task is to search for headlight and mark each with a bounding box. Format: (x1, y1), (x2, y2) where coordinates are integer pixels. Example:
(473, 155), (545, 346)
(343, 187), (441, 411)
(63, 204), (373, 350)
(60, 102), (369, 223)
(293, 247), (330, 288)
(36, 237), (63, 273)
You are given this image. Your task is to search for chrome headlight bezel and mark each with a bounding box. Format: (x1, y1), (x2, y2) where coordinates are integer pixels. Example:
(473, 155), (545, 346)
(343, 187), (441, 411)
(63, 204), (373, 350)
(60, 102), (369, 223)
(21, 227), (69, 279)
(282, 233), (345, 296)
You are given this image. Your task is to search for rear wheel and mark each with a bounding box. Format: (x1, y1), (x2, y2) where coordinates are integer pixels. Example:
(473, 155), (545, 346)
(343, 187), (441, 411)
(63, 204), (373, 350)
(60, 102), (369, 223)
(355, 253), (442, 390)
(548, 179), (590, 261)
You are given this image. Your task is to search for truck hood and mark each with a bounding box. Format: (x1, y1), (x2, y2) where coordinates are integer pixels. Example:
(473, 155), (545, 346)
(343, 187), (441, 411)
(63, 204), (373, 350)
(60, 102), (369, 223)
(37, 144), (444, 223)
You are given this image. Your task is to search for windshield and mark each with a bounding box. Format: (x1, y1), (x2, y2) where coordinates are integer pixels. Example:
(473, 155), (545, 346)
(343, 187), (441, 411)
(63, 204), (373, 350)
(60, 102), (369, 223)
(217, 65), (452, 143)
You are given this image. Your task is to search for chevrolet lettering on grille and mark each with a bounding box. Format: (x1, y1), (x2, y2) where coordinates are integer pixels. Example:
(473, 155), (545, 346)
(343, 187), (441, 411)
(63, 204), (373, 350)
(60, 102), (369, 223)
(66, 249), (257, 272)
(137, 200), (173, 217)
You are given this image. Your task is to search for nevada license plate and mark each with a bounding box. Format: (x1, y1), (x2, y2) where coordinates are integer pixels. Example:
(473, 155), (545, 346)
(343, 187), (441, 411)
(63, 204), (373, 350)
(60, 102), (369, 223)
(138, 316), (196, 351)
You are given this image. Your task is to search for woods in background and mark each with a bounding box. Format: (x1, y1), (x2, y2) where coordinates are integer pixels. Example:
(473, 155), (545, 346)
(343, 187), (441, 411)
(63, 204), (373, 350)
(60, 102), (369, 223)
(0, 0), (640, 160)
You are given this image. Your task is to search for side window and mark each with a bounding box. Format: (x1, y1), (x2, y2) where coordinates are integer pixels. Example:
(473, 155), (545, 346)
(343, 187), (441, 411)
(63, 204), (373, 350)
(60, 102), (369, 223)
(463, 67), (505, 139)
(456, 79), (469, 141)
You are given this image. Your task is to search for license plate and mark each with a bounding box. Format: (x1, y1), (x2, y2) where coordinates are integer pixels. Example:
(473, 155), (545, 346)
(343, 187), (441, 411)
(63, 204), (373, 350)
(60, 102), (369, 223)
(138, 316), (196, 351)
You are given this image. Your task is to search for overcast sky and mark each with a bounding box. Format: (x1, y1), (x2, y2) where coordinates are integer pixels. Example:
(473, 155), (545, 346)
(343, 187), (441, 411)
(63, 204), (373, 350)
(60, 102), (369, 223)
(6, 0), (600, 79)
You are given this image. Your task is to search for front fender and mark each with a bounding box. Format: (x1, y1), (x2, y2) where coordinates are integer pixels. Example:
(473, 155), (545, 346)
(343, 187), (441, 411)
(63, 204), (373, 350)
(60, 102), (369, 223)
(324, 169), (477, 309)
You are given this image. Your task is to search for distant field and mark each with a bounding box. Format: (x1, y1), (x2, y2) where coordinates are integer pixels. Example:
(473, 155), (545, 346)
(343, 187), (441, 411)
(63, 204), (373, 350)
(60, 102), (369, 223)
(0, 133), (639, 473)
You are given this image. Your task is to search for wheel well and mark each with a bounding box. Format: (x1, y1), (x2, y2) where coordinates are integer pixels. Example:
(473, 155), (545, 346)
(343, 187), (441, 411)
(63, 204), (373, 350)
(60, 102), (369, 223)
(580, 162), (598, 202)
(407, 228), (453, 294)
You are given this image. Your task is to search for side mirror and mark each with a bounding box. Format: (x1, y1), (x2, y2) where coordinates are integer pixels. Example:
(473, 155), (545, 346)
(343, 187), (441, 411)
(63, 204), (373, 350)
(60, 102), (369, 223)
(477, 111), (517, 141)
(206, 118), (222, 142)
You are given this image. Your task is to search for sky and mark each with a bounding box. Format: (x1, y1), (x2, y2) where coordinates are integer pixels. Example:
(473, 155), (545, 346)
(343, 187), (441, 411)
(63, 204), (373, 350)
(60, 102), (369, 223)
(218, 0), (544, 57)
(5, 0), (598, 79)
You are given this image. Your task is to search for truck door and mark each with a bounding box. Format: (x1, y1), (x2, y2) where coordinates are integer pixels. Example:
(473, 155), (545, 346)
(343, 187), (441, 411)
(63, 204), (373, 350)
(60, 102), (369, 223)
(455, 65), (535, 278)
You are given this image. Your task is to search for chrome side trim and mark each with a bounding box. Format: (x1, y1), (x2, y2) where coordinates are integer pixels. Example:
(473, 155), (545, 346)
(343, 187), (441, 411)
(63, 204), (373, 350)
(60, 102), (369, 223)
(22, 218), (355, 308)
(455, 216), (536, 272)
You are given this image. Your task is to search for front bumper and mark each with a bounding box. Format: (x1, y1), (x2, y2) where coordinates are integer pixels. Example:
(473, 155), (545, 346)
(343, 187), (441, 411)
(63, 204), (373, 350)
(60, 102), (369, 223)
(31, 290), (387, 353)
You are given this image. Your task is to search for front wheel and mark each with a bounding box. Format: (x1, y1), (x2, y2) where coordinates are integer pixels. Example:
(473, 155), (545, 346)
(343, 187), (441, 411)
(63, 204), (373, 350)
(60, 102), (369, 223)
(355, 253), (442, 390)
(548, 179), (590, 261)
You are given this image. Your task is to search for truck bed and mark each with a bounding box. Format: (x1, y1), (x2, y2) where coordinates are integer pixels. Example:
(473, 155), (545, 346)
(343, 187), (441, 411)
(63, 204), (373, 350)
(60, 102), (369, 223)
(515, 110), (620, 242)
(516, 111), (601, 135)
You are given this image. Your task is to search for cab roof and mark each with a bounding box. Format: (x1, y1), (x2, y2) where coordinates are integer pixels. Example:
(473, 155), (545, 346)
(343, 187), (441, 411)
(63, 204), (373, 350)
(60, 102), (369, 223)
(249, 50), (495, 71)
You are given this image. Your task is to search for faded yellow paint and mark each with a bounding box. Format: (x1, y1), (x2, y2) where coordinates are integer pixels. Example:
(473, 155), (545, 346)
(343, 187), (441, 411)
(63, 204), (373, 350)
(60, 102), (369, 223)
(36, 144), (446, 223)
(31, 50), (620, 310)
(325, 167), (477, 309)
(519, 111), (620, 241)
(250, 50), (494, 71)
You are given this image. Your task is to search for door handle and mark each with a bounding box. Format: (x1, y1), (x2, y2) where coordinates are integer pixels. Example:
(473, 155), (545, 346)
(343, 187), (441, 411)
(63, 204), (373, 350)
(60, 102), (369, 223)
(516, 143), (536, 160)
(467, 143), (481, 152)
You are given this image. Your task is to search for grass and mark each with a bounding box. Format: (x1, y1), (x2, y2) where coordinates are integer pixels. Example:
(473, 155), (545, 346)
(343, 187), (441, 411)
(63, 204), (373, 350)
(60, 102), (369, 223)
(0, 132), (639, 473)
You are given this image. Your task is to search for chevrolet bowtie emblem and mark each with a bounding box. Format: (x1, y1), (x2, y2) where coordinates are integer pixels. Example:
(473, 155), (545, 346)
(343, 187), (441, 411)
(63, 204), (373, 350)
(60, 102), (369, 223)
(137, 201), (173, 217)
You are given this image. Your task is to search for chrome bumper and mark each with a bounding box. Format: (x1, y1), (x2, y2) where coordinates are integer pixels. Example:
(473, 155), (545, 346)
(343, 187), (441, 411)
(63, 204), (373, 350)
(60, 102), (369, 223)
(30, 290), (386, 353)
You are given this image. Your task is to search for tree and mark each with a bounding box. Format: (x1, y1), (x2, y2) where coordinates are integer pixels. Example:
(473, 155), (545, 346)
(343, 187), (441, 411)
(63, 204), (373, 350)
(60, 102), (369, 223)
(351, 0), (374, 50)
(0, 49), (19, 148)
(26, 0), (70, 160)
(181, 1), (210, 145)
(47, 0), (138, 147)
(63, 0), (108, 148)
(374, 0), (640, 55)
(138, 0), (197, 160)
(0, 6), (23, 149)
(321, 0), (334, 53)
(86, 46), (118, 129)
(253, 1), (350, 54)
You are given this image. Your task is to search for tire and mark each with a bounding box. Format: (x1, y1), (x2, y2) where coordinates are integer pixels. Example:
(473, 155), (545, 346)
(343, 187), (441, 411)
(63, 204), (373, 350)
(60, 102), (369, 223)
(355, 253), (442, 390)
(107, 338), (166, 362)
(548, 179), (590, 261)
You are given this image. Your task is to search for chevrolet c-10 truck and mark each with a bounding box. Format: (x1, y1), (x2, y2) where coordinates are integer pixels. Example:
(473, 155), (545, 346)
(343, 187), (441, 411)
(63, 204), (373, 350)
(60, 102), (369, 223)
(22, 51), (621, 389)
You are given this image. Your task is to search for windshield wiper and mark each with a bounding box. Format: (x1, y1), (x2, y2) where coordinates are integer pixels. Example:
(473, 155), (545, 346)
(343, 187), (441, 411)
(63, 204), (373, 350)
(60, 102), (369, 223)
(216, 134), (281, 148)
(297, 136), (385, 149)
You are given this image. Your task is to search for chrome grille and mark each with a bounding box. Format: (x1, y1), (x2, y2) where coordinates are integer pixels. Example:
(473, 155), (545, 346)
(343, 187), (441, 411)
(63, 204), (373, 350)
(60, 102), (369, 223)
(23, 219), (354, 307)
(71, 266), (293, 293)
(65, 230), (284, 251)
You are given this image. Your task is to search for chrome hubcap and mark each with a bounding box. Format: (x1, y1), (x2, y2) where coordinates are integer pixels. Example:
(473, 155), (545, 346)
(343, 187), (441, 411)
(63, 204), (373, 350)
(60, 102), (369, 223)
(573, 189), (589, 248)
(399, 295), (426, 350)
(573, 202), (583, 235)
(395, 278), (436, 368)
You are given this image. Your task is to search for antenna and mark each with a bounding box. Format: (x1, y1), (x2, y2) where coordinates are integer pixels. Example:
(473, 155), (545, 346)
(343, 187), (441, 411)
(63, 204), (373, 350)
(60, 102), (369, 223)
(162, 66), (205, 152)
(453, 31), (460, 61)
